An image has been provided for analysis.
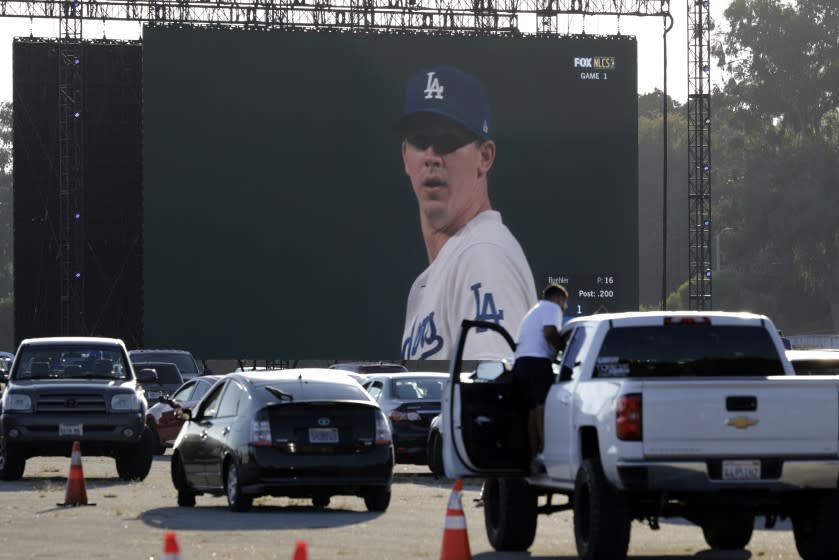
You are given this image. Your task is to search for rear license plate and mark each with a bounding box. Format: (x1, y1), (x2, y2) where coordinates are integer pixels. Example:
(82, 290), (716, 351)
(308, 428), (338, 443)
(59, 424), (83, 437)
(722, 460), (761, 480)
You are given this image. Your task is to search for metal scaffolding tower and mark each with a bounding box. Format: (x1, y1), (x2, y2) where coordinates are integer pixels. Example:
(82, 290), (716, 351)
(687, 0), (712, 309)
(58, 0), (86, 334)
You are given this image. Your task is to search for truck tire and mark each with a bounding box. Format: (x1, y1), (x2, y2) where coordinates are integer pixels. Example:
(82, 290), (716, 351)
(0, 442), (26, 481)
(573, 458), (631, 560)
(792, 493), (839, 560)
(115, 426), (154, 481)
(701, 512), (754, 550)
(170, 453), (196, 507)
(483, 478), (538, 551)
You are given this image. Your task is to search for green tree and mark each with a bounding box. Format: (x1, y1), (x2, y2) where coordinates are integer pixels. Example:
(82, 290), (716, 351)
(0, 100), (12, 349)
(637, 90), (689, 308)
(713, 0), (839, 332)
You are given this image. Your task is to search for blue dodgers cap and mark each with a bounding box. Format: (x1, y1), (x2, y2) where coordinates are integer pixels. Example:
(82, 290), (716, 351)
(395, 65), (491, 141)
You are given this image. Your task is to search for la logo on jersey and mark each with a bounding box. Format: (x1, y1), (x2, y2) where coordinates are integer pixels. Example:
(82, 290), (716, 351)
(424, 72), (445, 100)
(471, 282), (504, 331)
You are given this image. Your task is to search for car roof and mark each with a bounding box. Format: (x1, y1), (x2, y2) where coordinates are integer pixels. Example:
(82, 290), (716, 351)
(565, 310), (770, 328)
(364, 372), (449, 379)
(135, 361), (182, 369)
(20, 336), (125, 347)
(231, 368), (364, 387)
(129, 349), (194, 355)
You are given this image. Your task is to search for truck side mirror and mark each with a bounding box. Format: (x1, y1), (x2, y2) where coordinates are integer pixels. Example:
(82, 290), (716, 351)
(136, 368), (158, 383)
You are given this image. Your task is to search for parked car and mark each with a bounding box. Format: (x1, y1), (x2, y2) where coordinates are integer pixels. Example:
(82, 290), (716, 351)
(146, 375), (223, 455)
(1, 337), (155, 481)
(786, 349), (839, 375)
(134, 362), (184, 402)
(362, 372), (447, 464)
(129, 349), (203, 380)
(328, 362), (408, 385)
(170, 369), (394, 512)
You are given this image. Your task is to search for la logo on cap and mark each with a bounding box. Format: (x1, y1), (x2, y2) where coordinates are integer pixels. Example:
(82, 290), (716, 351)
(424, 71), (445, 100)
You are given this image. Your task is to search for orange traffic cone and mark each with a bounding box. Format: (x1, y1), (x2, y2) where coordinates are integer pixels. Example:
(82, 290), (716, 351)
(59, 441), (92, 506)
(440, 478), (472, 560)
(292, 540), (308, 560)
(163, 531), (183, 560)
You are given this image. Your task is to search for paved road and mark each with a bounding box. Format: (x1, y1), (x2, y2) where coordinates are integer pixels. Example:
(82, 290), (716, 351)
(0, 453), (802, 559)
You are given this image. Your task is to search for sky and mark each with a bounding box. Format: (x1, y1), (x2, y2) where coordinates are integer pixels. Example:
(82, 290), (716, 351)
(0, 1), (729, 104)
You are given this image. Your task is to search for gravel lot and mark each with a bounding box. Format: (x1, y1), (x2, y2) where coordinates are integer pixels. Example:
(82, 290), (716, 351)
(0, 453), (803, 559)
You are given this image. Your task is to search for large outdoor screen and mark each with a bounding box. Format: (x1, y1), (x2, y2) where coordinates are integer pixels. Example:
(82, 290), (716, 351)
(143, 26), (638, 359)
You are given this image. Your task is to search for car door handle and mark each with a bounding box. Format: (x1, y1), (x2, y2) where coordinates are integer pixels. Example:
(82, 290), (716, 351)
(222, 426), (231, 435)
(200, 430), (208, 439)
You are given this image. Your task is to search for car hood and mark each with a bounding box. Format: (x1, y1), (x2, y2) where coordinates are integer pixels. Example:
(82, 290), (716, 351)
(8, 379), (137, 391)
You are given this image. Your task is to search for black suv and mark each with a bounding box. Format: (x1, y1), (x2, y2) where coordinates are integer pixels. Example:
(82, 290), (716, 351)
(0, 337), (156, 481)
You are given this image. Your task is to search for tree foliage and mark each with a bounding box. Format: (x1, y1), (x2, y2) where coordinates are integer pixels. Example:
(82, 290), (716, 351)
(0, 100), (12, 349)
(712, 0), (839, 333)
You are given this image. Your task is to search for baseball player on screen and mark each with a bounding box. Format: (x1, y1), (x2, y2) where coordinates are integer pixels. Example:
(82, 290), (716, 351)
(395, 64), (537, 361)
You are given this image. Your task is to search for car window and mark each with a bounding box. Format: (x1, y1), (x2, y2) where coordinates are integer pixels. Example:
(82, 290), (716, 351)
(260, 380), (371, 402)
(790, 360), (839, 376)
(171, 380), (197, 403)
(192, 378), (215, 401)
(13, 346), (129, 380)
(366, 381), (383, 401)
(148, 364), (183, 385)
(217, 380), (246, 418)
(199, 382), (225, 418)
(130, 352), (199, 375)
(558, 327), (586, 381)
(594, 325), (786, 378)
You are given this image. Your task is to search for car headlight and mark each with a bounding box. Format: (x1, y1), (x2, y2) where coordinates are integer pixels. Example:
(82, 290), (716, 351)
(111, 394), (140, 411)
(3, 393), (32, 412)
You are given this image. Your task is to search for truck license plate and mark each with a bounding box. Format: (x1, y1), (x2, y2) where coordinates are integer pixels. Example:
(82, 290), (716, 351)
(308, 428), (338, 443)
(59, 424), (84, 437)
(722, 460), (760, 480)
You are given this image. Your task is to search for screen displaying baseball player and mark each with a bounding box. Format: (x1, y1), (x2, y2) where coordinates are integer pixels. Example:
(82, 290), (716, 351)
(396, 65), (538, 361)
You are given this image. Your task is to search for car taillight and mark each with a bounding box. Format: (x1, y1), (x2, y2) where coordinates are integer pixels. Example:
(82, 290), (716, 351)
(616, 394), (642, 441)
(249, 411), (272, 446)
(389, 409), (422, 422)
(375, 410), (392, 446)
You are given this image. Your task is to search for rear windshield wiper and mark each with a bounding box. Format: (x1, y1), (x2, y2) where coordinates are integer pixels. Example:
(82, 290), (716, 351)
(265, 386), (294, 402)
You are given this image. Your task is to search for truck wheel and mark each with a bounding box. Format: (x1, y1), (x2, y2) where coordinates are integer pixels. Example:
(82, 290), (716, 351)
(0, 442), (26, 481)
(427, 430), (445, 478)
(225, 461), (253, 512)
(792, 493), (839, 560)
(483, 478), (538, 551)
(363, 486), (391, 512)
(701, 512), (754, 550)
(115, 426), (154, 481)
(170, 453), (196, 507)
(573, 458), (631, 560)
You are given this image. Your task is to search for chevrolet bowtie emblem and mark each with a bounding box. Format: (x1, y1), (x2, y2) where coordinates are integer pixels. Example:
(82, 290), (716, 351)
(726, 416), (759, 429)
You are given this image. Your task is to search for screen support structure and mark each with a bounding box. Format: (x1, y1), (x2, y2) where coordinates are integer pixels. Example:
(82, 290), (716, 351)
(687, 0), (711, 310)
(2, 0), (671, 333)
(58, 0), (86, 335)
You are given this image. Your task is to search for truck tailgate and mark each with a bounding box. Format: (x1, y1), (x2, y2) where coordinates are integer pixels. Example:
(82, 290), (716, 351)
(642, 377), (839, 457)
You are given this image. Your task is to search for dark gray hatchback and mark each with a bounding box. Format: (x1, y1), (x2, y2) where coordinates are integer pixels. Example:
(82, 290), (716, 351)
(171, 369), (394, 512)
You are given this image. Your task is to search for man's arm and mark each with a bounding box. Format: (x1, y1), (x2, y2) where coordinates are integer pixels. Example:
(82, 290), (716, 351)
(542, 325), (564, 359)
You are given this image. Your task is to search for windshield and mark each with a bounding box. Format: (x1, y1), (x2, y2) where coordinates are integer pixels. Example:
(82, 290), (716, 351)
(594, 325), (786, 378)
(13, 346), (129, 380)
(131, 352), (199, 374)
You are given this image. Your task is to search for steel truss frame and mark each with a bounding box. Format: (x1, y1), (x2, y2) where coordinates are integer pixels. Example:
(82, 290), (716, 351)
(687, 0), (711, 309)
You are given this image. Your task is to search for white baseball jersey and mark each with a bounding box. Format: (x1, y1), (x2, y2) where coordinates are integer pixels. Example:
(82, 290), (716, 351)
(401, 210), (537, 361)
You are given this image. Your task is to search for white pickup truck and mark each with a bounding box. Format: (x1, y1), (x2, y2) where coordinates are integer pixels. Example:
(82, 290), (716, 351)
(442, 311), (839, 560)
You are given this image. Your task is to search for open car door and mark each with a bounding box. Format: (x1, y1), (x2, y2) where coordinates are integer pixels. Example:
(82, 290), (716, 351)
(442, 319), (530, 479)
